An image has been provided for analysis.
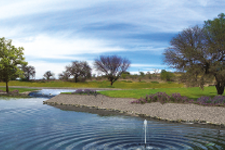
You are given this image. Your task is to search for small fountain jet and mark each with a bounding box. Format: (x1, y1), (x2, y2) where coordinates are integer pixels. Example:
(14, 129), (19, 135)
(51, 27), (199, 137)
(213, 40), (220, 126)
(144, 119), (147, 148)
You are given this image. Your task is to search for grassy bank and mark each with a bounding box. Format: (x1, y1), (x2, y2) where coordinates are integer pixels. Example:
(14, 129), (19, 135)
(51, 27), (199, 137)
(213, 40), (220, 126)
(98, 86), (222, 100)
(0, 80), (183, 89)
(0, 87), (38, 93)
(1, 81), (222, 100)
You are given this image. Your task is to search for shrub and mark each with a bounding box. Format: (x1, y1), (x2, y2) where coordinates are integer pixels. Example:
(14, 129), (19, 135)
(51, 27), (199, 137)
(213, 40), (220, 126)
(84, 89), (96, 95)
(196, 96), (225, 106)
(73, 89), (83, 94)
(131, 92), (192, 104)
(72, 89), (97, 96)
(131, 92), (225, 107)
(160, 70), (175, 81)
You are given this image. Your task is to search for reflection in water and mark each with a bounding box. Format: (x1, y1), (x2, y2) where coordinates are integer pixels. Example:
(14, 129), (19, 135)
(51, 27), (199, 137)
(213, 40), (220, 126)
(0, 89), (225, 149)
(28, 89), (76, 98)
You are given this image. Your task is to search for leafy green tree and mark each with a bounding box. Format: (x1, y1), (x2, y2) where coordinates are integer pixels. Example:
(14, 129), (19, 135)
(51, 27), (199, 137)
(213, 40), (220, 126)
(0, 37), (27, 93)
(139, 71), (145, 77)
(160, 70), (174, 81)
(163, 13), (225, 95)
(65, 61), (92, 82)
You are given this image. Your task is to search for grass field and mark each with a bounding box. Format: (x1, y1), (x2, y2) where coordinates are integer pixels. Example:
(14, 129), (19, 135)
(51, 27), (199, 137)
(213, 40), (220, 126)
(98, 86), (223, 100)
(0, 80), (183, 89)
(0, 81), (223, 100)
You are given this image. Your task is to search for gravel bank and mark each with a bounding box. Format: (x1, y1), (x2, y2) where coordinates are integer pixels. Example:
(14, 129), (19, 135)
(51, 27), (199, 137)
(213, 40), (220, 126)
(45, 94), (225, 127)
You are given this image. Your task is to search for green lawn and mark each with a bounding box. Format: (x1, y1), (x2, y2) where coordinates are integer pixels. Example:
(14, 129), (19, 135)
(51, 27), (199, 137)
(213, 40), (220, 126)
(0, 81), (222, 100)
(98, 86), (222, 100)
(0, 80), (183, 89)
(0, 87), (38, 93)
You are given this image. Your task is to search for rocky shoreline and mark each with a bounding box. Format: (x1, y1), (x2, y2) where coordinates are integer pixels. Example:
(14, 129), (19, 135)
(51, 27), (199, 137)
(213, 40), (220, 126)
(44, 94), (225, 128)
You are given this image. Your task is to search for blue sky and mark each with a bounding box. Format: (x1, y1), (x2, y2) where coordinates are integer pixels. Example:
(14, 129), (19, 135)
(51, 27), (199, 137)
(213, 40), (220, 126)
(1, 0), (225, 79)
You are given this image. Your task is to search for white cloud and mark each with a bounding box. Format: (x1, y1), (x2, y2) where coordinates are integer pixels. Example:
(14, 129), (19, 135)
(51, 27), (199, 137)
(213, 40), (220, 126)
(12, 33), (126, 60)
(28, 61), (69, 79)
(0, 0), (107, 19)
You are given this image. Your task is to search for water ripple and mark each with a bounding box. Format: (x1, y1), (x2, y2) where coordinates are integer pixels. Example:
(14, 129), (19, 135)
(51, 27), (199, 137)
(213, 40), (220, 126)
(1, 92), (225, 150)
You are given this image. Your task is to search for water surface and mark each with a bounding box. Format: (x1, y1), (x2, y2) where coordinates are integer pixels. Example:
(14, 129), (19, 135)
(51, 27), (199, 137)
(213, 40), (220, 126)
(0, 89), (225, 150)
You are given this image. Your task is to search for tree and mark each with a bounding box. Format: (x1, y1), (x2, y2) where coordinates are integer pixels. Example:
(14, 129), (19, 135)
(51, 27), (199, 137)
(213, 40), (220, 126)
(94, 55), (131, 86)
(139, 71), (145, 77)
(0, 37), (27, 93)
(43, 71), (54, 80)
(160, 70), (174, 81)
(58, 71), (70, 81)
(163, 13), (225, 95)
(21, 65), (36, 81)
(146, 71), (152, 79)
(64, 61), (91, 82)
(153, 69), (160, 80)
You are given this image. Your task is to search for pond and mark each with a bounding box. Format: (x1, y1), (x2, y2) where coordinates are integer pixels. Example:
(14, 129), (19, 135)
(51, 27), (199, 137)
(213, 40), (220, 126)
(0, 89), (225, 150)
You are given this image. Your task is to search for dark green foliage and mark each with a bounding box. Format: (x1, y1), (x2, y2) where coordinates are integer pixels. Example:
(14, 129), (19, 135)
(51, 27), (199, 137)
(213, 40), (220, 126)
(0, 37), (27, 93)
(60, 61), (92, 83)
(164, 13), (225, 95)
(139, 72), (145, 77)
(160, 70), (174, 81)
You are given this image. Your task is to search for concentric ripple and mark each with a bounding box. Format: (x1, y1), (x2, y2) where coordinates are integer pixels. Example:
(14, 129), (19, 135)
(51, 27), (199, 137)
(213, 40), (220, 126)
(1, 89), (225, 150)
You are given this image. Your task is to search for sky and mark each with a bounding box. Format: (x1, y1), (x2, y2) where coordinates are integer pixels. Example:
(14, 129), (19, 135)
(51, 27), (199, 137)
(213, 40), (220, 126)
(1, 0), (225, 79)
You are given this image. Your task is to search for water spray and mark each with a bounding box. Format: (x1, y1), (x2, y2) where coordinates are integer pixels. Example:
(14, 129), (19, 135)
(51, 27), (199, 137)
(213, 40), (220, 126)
(144, 119), (147, 148)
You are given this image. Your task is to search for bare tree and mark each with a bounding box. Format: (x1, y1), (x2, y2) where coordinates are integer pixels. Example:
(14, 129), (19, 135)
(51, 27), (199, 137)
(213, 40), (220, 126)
(153, 69), (160, 80)
(94, 55), (131, 86)
(163, 14), (225, 95)
(64, 61), (91, 82)
(21, 65), (36, 81)
(43, 71), (54, 80)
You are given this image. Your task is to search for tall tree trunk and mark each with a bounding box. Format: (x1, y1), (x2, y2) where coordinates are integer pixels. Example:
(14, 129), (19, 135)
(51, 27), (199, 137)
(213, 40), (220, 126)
(74, 75), (78, 83)
(110, 80), (113, 86)
(6, 81), (9, 93)
(215, 75), (225, 95)
(215, 83), (224, 95)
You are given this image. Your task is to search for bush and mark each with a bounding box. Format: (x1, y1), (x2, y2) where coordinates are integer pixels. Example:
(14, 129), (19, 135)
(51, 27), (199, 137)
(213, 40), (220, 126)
(131, 92), (225, 107)
(72, 89), (97, 96)
(196, 96), (225, 106)
(160, 70), (175, 81)
(73, 89), (83, 94)
(131, 92), (192, 104)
